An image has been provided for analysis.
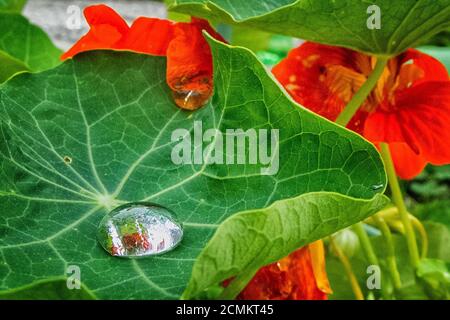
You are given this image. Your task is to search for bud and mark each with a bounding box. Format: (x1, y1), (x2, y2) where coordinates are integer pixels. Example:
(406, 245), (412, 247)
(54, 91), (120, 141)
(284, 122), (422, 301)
(332, 228), (360, 258)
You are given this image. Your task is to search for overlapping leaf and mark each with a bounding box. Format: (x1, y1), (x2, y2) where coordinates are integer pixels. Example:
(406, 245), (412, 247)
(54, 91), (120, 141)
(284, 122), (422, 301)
(170, 0), (450, 56)
(0, 13), (61, 82)
(0, 0), (26, 12)
(0, 38), (386, 299)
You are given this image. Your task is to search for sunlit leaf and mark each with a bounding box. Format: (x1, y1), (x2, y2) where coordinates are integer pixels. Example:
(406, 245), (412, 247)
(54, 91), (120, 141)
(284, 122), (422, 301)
(0, 13), (61, 82)
(0, 0), (26, 12)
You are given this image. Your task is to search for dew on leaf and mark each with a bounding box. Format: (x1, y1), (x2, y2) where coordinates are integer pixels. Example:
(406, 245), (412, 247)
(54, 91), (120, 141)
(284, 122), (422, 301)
(371, 184), (384, 191)
(97, 203), (183, 258)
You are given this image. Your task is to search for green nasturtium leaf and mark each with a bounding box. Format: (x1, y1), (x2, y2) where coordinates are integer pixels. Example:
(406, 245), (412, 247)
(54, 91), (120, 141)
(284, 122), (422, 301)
(0, 37), (386, 299)
(0, 0), (26, 12)
(169, 0), (450, 57)
(0, 13), (61, 82)
(184, 193), (387, 298)
(0, 51), (27, 83)
(425, 222), (450, 260)
(416, 259), (450, 299)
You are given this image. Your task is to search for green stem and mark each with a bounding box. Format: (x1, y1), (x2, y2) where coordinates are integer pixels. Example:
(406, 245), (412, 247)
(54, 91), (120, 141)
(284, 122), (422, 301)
(352, 222), (379, 266)
(372, 214), (402, 290)
(335, 57), (388, 127)
(380, 143), (420, 268)
(410, 214), (428, 259)
(330, 236), (364, 300)
(353, 222), (393, 299)
(219, 268), (258, 300)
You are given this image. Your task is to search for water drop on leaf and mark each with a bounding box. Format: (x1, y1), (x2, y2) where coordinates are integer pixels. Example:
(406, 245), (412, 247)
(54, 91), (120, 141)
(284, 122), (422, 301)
(172, 89), (211, 110)
(97, 203), (183, 258)
(371, 184), (384, 191)
(170, 76), (212, 110)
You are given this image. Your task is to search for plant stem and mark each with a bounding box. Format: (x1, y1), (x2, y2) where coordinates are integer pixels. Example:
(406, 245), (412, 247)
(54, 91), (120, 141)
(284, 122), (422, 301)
(335, 57), (388, 127)
(352, 223), (393, 299)
(219, 268), (258, 300)
(329, 236), (364, 300)
(352, 222), (379, 266)
(380, 143), (420, 268)
(409, 213), (428, 259)
(371, 207), (428, 258)
(333, 56), (391, 298)
(372, 214), (402, 290)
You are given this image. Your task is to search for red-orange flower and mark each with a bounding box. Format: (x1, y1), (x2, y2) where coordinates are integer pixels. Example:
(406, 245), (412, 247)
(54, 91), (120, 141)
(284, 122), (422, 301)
(62, 5), (225, 110)
(273, 42), (450, 179)
(234, 241), (331, 300)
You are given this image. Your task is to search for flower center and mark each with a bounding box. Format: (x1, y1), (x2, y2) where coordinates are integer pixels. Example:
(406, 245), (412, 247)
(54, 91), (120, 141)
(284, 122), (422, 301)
(323, 54), (424, 114)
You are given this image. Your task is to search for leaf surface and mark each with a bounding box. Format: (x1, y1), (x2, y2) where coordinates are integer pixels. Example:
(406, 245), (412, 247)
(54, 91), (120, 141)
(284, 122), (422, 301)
(184, 192), (387, 298)
(0, 13), (61, 82)
(0, 51), (28, 83)
(0, 0), (26, 12)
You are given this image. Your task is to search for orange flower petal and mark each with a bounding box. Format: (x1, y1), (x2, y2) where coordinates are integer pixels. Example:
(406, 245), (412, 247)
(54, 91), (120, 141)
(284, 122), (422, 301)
(166, 18), (225, 87)
(400, 49), (449, 84)
(274, 43), (450, 179)
(84, 4), (129, 33)
(363, 54), (450, 180)
(395, 81), (450, 165)
(61, 5), (129, 60)
(366, 81), (450, 170)
(273, 43), (348, 121)
(124, 17), (175, 56)
(62, 27), (122, 60)
(308, 240), (332, 295)
(387, 143), (427, 180)
(272, 42), (372, 127)
(166, 18), (225, 109)
(363, 108), (406, 144)
(62, 5), (226, 110)
(236, 246), (329, 300)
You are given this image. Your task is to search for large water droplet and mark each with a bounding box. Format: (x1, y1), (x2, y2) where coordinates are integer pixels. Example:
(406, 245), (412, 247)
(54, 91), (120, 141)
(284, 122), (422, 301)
(97, 203), (183, 258)
(172, 89), (212, 110)
(171, 75), (212, 110)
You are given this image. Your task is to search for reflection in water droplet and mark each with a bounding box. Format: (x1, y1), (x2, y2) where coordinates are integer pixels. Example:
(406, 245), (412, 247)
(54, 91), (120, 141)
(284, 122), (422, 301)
(170, 75), (212, 110)
(97, 203), (183, 258)
(172, 89), (212, 110)
(371, 184), (384, 191)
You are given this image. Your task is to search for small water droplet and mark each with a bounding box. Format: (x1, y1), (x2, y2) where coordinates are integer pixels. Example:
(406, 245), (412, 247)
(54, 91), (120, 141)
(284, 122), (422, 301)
(371, 184), (384, 191)
(97, 203), (183, 258)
